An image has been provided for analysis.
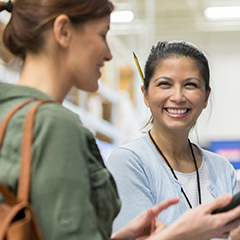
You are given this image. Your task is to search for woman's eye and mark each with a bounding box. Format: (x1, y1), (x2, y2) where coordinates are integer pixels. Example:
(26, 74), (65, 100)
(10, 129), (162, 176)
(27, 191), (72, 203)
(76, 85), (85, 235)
(101, 32), (108, 40)
(185, 82), (198, 88)
(158, 81), (171, 87)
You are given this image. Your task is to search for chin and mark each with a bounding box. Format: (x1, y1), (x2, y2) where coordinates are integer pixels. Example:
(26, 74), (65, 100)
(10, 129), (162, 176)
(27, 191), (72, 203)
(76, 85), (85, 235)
(165, 124), (190, 131)
(87, 83), (99, 93)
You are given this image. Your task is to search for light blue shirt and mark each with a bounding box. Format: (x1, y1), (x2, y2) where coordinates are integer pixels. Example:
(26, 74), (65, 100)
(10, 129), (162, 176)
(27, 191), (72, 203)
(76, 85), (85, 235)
(107, 134), (239, 240)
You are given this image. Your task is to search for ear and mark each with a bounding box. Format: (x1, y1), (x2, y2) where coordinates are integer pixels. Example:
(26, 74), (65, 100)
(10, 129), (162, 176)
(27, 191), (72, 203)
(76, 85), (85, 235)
(203, 88), (211, 109)
(141, 85), (150, 108)
(53, 14), (72, 48)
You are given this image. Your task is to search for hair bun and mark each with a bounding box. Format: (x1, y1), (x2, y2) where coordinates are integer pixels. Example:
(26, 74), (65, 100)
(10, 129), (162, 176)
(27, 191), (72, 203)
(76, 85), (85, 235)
(6, 0), (12, 13)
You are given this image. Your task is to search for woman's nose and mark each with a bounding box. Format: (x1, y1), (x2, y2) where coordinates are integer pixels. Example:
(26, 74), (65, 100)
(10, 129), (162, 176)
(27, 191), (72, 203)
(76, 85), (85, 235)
(104, 44), (112, 62)
(170, 87), (185, 103)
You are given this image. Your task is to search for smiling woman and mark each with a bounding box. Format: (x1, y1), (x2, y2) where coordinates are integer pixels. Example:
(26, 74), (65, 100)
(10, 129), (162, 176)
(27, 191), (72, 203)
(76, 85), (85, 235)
(142, 56), (209, 132)
(66, 16), (112, 93)
(107, 40), (240, 240)
(1, 2), (240, 240)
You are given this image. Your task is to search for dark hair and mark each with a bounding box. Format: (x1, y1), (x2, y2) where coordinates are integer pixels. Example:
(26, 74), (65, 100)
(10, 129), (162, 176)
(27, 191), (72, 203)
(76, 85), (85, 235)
(143, 41), (210, 92)
(0, 0), (114, 59)
(142, 40), (211, 130)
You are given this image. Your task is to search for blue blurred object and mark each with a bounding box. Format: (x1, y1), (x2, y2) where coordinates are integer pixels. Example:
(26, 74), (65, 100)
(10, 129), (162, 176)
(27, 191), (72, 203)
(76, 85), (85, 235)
(209, 141), (240, 169)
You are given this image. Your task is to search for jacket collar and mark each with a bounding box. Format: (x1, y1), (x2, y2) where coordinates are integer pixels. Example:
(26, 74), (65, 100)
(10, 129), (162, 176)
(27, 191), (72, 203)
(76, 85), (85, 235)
(0, 83), (53, 103)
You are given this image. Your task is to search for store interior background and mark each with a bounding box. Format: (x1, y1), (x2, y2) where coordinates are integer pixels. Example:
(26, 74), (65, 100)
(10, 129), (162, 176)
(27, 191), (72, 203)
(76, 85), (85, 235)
(1, 0), (240, 179)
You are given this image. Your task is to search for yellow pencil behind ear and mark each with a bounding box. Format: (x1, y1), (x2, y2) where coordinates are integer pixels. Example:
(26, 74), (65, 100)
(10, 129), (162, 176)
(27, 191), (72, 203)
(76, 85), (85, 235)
(133, 52), (145, 84)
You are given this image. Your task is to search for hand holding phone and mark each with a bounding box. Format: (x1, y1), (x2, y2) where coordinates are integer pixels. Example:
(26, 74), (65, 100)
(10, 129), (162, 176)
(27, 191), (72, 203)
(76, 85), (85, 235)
(212, 192), (240, 214)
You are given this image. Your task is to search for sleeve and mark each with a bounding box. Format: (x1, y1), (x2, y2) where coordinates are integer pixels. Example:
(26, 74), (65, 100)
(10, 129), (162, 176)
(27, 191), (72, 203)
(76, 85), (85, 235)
(219, 153), (240, 195)
(30, 106), (104, 240)
(106, 147), (154, 233)
(230, 163), (240, 195)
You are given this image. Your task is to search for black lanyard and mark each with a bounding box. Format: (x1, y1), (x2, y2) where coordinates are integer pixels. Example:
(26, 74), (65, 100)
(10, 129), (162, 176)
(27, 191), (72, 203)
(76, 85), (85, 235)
(148, 130), (201, 208)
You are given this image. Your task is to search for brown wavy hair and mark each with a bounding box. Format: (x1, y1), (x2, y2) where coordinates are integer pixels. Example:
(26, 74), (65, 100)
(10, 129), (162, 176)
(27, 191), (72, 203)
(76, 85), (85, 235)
(0, 0), (114, 59)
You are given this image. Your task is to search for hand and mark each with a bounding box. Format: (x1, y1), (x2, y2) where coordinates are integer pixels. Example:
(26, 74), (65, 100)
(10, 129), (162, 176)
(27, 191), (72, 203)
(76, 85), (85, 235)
(230, 225), (240, 240)
(111, 198), (179, 240)
(150, 193), (240, 240)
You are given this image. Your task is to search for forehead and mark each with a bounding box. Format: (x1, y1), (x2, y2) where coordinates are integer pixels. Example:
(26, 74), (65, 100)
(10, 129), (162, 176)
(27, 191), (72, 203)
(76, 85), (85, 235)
(158, 56), (199, 70)
(153, 56), (201, 76)
(79, 15), (111, 32)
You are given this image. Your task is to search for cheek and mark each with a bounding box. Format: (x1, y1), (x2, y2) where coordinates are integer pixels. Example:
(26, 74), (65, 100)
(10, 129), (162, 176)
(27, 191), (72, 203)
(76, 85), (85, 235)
(150, 91), (167, 105)
(191, 93), (208, 109)
(146, 97), (165, 112)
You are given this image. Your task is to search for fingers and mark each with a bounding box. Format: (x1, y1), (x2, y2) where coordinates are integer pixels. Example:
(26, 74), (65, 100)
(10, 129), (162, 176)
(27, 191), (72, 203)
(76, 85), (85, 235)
(151, 198), (179, 217)
(210, 204), (240, 231)
(224, 216), (240, 233)
(203, 193), (233, 214)
(229, 224), (240, 240)
(210, 205), (240, 239)
(154, 219), (167, 233)
(220, 206), (240, 227)
(111, 199), (179, 240)
(214, 217), (240, 239)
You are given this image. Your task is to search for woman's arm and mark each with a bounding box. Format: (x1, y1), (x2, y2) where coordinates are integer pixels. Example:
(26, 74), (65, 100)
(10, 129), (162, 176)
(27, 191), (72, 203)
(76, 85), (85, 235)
(112, 194), (240, 240)
(32, 109), (105, 240)
(111, 198), (179, 240)
(152, 193), (240, 240)
(107, 147), (156, 232)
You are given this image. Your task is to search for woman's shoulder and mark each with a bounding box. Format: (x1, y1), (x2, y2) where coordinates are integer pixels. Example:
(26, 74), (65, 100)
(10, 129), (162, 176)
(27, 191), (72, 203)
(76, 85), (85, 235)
(197, 144), (233, 166)
(107, 134), (153, 166)
(34, 101), (91, 139)
(114, 134), (150, 153)
(36, 102), (81, 126)
(38, 102), (78, 119)
(198, 145), (224, 159)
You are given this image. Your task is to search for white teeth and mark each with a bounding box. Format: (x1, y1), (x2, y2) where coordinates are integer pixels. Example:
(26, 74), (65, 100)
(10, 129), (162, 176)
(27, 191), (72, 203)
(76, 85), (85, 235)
(167, 109), (187, 114)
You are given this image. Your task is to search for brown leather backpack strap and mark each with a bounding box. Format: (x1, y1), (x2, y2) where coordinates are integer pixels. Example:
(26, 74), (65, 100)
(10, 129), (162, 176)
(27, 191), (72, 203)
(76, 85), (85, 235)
(0, 99), (41, 205)
(0, 99), (38, 149)
(0, 183), (17, 205)
(17, 100), (55, 202)
(0, 99), (55, 203)
(0, 201), (30, 234)
(0, 99), (41, 204)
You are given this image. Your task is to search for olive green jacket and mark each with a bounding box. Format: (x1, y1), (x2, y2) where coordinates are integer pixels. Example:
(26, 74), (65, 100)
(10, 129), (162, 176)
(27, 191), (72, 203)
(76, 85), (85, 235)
(0, 83), (121, 240)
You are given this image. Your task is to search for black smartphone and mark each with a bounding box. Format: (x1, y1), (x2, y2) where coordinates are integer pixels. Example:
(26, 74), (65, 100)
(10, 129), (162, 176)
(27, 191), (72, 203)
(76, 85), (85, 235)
(212, 192), (240, 214)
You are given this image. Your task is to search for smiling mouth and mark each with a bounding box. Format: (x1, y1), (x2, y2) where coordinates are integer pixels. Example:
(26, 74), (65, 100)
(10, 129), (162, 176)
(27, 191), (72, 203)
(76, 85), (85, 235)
(97, 64), (104, 69)
(165, 108), (189, 115)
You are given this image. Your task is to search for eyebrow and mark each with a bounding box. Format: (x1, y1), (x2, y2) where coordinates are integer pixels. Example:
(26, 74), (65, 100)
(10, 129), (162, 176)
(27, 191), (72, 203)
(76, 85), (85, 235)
(154, 76), (171, 82)
(154, 76), (202, 83)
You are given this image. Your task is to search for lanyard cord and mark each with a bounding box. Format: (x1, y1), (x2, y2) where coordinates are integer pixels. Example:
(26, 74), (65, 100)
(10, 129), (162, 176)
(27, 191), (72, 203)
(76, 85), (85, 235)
(148, 130), (201, 208)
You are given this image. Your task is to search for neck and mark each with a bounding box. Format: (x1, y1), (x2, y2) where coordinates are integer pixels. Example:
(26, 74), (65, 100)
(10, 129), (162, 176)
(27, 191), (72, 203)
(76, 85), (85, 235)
(15, 52), (72, 104)
(149, 125), (202, 206)
(149, 125), (201, 173)
(150, 126), (190, 159)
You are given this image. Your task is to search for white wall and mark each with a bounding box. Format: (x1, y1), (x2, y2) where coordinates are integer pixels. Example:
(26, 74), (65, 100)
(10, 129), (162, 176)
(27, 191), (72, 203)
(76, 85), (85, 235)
(198, 32), (240, 146)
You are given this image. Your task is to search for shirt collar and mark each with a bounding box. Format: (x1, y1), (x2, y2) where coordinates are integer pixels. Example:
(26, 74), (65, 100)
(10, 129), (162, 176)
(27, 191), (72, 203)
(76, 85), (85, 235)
(0, 83), (53, 103)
